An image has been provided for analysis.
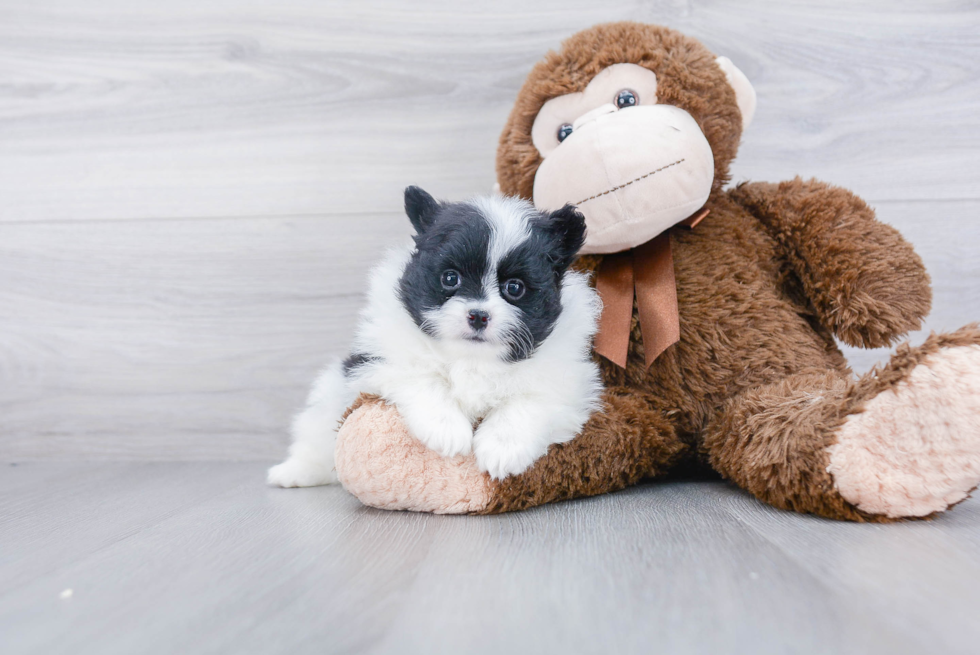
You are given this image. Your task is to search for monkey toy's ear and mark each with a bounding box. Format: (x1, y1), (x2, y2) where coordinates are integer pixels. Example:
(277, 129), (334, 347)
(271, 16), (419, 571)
(715, 56), (757, 131)
(404, 186), (440, 234)
(545, 204), (587, 273)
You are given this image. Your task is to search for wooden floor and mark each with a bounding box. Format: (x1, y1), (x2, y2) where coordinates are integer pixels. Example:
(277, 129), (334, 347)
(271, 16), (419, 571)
(3, 462), (980, 655)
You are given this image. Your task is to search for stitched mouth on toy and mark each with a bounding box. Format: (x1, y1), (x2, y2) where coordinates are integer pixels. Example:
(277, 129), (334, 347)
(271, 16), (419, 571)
(572, 158), (686, 206)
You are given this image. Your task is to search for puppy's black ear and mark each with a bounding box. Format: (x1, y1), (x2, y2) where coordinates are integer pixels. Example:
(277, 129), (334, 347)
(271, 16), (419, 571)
(545, 204), (587, 273)
(404, 186), (440, 234)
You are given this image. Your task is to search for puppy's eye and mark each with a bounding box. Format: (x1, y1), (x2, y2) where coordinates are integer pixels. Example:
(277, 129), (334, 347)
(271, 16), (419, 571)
(557, 123), (573, 143)
(502, 278), (525, 300)
(615, 89), (638, 109)
(441, 269), (461, 290)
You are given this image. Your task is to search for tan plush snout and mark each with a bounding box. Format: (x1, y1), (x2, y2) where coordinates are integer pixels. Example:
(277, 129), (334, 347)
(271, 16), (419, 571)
(532, 105), (714, 254)
(572, 103), (617, 130)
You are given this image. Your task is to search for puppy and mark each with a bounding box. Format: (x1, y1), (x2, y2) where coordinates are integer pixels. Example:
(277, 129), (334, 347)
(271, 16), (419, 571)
(267, 187), (602, 486)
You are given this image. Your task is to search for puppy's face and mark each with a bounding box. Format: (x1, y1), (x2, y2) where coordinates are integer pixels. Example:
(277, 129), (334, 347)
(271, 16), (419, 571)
(398, 187), (586, 361)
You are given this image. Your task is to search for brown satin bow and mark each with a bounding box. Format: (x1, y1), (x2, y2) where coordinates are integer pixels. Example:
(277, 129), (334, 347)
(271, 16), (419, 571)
(593, 208), (709, 368)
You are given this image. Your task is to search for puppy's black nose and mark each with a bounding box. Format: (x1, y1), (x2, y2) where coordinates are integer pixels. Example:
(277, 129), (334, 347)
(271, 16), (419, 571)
(467, 309), (490, 331)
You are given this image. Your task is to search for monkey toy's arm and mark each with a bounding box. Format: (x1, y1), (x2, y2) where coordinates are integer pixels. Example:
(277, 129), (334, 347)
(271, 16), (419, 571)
(730, 177), (932, 349)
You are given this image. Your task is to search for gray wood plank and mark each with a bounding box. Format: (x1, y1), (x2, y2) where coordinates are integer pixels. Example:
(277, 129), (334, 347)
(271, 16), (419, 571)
(0, 462), (259, 591)
(0, 0), (977, 224)
(366, 484), (914, 655)
(0, 213), (411, 460)
(6, 463), (974, 655)
(714, 484), (980, 654)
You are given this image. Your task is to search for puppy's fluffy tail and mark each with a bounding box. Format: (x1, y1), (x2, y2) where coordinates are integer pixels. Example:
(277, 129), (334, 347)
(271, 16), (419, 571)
(267, 361), (357, 487)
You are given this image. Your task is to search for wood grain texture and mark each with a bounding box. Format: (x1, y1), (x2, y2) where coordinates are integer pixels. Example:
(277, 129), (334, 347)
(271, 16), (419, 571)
(1, 0), (979, 459)
(0, 0), (978, 223)
(2, 463), (979, 654)
(0, 213), (411, 459)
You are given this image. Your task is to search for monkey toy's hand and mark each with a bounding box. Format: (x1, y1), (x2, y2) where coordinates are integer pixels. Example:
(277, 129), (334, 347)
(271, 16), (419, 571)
(731, 178), (932, 348)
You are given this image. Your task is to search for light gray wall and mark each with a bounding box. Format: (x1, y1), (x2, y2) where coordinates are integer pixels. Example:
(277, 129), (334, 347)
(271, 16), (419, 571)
(2, 0), (978, 460)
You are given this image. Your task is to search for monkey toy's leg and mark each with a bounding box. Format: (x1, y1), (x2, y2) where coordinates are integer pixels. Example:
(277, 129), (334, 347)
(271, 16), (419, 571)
(701, 326), (980, 522)
(482, 387), (689, 513)
(336, 330), (980, 518)
(334, 387), (690, 514)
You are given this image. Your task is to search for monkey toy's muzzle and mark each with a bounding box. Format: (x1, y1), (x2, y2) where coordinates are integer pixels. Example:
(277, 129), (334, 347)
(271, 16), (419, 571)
(532, 104), (714, 254)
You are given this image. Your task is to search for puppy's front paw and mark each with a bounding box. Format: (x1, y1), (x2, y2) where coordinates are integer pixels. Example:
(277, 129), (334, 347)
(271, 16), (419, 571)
(406, 409), (474, 458)
(267, 457), (338, 488)
(473, 425), (544, 480)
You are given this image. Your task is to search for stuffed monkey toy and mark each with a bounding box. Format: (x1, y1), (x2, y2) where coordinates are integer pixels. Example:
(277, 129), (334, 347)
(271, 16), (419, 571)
(333, 22), (980, 521)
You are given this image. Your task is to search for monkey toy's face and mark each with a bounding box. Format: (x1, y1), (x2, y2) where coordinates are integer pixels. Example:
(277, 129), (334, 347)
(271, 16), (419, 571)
(497, 23), (757, 255)
(531, 63), (717, 254)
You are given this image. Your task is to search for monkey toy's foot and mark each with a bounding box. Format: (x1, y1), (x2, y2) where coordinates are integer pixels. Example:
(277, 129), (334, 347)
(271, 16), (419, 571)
(334, 398), (493, 514)
(827, 328), (980, 518)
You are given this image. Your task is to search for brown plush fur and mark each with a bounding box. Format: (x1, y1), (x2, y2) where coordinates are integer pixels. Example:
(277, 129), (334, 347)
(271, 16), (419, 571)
(730, 179), (932, 348)
(483, 22), (951, 521)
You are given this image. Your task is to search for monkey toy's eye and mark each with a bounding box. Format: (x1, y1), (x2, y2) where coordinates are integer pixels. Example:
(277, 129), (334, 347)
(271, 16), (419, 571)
(615, 89), (638, 109)
(441, 269), (461, 290)
(502, 278), (526, 301)
(557, 123), (574, 143)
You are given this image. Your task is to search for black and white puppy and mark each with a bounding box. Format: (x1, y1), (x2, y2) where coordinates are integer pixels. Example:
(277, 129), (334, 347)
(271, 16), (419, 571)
(268, 187), (602, 486)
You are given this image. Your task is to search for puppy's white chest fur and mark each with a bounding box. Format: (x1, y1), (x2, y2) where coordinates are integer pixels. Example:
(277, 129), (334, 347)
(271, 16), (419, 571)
(443, 358), (512, 420)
